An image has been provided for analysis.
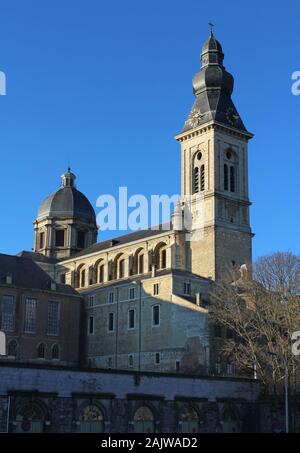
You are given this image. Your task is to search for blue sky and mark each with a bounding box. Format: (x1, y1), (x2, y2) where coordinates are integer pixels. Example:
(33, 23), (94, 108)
(0, 0), (299, 260)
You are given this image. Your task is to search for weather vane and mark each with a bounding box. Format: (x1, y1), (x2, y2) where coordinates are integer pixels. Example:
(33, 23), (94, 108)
(209, 21), (214, 35)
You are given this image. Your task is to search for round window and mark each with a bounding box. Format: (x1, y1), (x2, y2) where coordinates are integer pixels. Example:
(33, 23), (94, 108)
(197, 152), (202, 161)
(226, 150), (232, 160)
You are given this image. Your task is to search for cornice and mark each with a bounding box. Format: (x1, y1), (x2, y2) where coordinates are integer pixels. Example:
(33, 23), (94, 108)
(175, 121), (254, 143)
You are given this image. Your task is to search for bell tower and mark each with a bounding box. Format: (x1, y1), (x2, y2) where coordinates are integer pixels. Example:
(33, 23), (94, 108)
(175, 30), (253, 281)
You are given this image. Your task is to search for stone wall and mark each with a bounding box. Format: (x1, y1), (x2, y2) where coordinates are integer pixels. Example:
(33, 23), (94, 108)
(0, 363), (260, 433)
(81, 271), (210, 373)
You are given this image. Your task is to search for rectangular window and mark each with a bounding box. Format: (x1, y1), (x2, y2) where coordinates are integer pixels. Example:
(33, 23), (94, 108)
(153, 283), (159, 295)
(24, 298), (37, 334)
(108, 292), (114, 303)
(227, 363), (235, 376)
(39, 232), (45, 249)
(108, 357), (113, 368)
(152, 305), (160, 326)
(77, 231), (85, 249)
(55, 229), (65, 247)
(47, 300), (60, 335)
(128, 309), (135, 329)
(128, 354), (133, 367)
(155, 352), (160, 364)
(129, 287), (135, 300)
(88, 316), (94, 335)
(108, 312), (114, 332)
(184, 281), (191, 295)
(1, 295), (15, 331)
(87, 295), (94, 307)
(60, 273), (66, 284)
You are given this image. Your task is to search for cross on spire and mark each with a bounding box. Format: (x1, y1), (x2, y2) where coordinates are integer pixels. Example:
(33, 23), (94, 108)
(209, 21), (214, 35)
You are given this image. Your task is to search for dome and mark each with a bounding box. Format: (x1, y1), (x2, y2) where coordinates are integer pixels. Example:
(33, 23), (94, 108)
(192, 65), (234, 96)
(37, 169), (96, 222)
(201, 34), (223, 54)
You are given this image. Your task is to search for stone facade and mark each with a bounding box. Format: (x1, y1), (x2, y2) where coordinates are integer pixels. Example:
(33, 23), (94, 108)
(176, 124), (253, 281)
(0, 363), (260, 433)
(19, 32), (255, 375)
(81, 270), (210, 373)
(1, 32), (254, 378)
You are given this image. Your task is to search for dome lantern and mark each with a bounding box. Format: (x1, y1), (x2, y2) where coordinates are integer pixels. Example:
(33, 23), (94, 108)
(61, 167), (76, 188)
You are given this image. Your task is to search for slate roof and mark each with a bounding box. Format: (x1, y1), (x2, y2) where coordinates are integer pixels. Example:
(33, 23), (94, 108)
(0, 253), (78, 295)
(69, 223), (172, 260)
(182, 33), (250, 134)
(37, 186), (96, 222)
(17, 251), (57, 264)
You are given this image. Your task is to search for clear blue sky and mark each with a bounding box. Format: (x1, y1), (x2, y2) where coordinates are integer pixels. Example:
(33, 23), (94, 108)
(0, 0), (299, 260)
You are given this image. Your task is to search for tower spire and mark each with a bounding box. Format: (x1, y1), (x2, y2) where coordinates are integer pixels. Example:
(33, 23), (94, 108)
(181, 31), (249, 134)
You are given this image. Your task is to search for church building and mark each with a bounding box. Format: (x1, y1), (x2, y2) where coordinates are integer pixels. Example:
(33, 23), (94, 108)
(3, 31), (253, 375)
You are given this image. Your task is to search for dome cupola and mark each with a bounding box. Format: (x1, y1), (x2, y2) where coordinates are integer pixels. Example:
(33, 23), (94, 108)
(34, 169), (98, 260)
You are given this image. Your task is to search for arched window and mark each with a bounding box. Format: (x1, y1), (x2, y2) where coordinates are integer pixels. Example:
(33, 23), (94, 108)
(94, 260), (105, 284)
(37, 343), (45, 359)
(193, 150), (205, 194)
(161, 249), (166, 269)
(224, 164), (229, 191)
(230, 166), (235, 192)
(99, 264), (104, 283)
(200, 165), (205, 191)
(194, 167), (199, 193)
(138, 254), (144, 274)
(88, 266), (94, 285)
(79, 405), (104, 433)
(114, 254), (126, 280)
(7, 339), (18, 357)
(52, 344), (59, 360)
(133, 406), (155, 433)
(119, 259), (125, 278)
(80, 269), (86, 287)
(133, 248), (145, 275)
(179, 407), (200, 433)
(222, 407), (239, 433)
(154, 243), (167, 270)
(76, 264), (86, 288)
(16, 402), (45, 433)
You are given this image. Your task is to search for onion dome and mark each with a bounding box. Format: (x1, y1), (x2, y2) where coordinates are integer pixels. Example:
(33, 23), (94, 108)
(182, 31), (248, 133)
